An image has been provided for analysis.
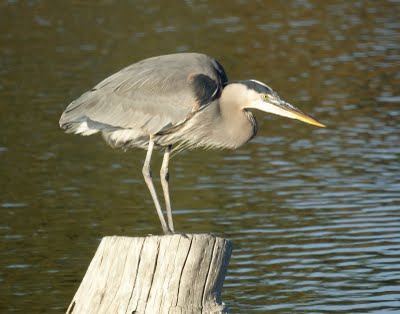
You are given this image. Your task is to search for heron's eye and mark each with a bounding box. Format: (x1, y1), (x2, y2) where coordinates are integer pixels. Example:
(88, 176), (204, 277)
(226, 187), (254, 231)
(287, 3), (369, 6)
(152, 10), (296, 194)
(262, 94), (269, 101)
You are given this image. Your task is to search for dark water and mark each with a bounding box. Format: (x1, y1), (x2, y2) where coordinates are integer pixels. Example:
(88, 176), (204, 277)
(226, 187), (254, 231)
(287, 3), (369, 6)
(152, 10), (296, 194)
(1, 1), (399, 313)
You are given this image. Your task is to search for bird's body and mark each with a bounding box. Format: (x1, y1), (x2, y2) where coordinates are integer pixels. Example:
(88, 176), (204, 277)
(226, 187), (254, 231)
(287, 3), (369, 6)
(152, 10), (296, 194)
(60, 53), (256, 151)
(60, 53), (325, 234)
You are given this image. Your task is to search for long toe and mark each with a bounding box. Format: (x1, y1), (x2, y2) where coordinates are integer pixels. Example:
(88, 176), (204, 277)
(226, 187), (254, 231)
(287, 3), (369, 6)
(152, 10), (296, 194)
(169, 231), (189, 239)
(163, 228), (174, 235)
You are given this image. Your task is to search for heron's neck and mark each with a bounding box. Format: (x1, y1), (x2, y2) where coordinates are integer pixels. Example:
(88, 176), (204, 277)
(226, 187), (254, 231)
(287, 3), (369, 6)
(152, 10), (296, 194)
(218, 84), (257, 148)
(219, 83), (248, 113)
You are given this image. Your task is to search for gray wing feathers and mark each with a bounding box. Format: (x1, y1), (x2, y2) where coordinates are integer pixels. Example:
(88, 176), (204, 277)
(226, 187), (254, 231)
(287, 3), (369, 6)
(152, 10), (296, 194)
(60, 53), (225, 136)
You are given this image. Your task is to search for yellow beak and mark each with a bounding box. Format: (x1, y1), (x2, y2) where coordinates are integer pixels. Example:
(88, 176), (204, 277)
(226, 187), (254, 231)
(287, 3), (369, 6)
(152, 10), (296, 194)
(254, 96), (326, 128)
(280, 102), (326, 128)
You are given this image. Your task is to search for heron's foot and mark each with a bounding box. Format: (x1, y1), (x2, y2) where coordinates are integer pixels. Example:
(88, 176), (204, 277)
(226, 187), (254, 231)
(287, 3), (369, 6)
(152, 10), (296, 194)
(172, 231), (190, 239)
(162, 230), (190, 239)
(162, 229), (173, 235)
(181, 233), (190, 239)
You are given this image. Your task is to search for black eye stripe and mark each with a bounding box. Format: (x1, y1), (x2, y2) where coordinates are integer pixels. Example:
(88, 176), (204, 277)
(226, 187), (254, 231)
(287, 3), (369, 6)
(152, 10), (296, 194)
(231, 80), (273, 94)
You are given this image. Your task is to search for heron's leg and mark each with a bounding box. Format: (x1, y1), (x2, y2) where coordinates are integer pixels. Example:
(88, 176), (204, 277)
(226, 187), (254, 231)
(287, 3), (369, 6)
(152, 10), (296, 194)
(142, 137), (170, 234)
(160, 145), (174, 232)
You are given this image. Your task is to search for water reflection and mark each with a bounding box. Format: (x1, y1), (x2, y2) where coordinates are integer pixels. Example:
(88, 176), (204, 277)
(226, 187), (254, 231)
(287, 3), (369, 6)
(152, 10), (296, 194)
(1, 0), (400, 313)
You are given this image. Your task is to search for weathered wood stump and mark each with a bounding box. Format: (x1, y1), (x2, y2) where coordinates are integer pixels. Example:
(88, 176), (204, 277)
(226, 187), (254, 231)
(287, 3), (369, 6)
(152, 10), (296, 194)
(66, 234), (232, 314)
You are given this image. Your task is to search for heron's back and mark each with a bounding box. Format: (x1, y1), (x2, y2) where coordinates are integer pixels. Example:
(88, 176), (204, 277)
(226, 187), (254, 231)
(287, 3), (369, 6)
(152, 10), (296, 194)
(59, 53), (228, 149)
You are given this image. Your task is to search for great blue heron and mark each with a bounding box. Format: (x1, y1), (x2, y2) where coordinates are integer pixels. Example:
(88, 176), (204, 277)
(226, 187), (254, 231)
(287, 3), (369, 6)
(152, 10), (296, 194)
(60, 53), (325, 234)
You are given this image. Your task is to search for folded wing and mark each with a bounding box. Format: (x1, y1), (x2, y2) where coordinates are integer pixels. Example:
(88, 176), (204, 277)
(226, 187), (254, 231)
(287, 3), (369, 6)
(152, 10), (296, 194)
(59, 53), (228, 138)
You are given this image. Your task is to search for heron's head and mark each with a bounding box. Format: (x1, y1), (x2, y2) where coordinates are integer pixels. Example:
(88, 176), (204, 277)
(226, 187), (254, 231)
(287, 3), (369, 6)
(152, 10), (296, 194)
(233, 80), (325, 128)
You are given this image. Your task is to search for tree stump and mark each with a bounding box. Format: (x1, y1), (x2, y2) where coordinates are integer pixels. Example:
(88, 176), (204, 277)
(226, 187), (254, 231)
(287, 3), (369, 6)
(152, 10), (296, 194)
(66, 234), (232, 314)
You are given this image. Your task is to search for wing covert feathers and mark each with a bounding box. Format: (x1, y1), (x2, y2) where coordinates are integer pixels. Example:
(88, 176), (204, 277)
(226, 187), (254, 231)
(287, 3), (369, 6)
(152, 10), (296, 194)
(59, 53), (229, 146)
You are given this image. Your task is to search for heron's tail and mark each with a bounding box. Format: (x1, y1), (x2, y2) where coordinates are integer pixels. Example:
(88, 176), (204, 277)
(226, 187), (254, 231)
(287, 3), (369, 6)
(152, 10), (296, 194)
(59, 91), (106, 136)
